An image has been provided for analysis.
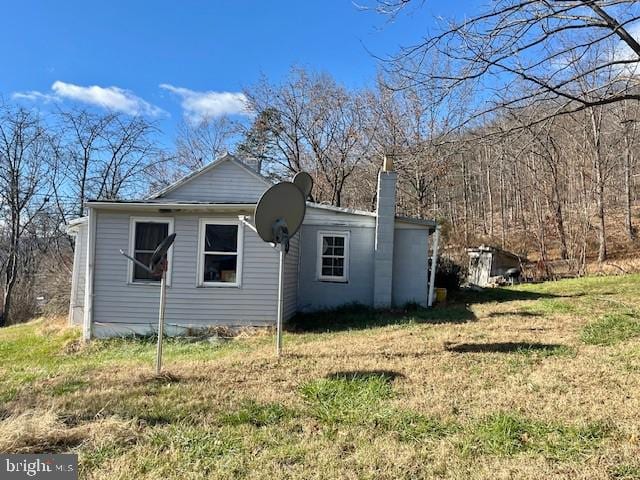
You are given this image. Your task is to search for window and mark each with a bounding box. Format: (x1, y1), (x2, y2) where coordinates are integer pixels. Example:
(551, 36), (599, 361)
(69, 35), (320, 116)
(317, 231), (349, 282)
(198, 219), (243, 286)
(128, 217), (174, 284)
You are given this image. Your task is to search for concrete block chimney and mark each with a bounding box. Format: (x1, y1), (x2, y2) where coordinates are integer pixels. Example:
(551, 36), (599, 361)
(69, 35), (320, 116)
(373, 155), (397, 308)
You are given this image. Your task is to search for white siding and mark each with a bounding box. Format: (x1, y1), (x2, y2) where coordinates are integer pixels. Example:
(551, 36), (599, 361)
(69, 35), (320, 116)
(283, 235), (299, 320)
(392, 228), (430, 306)
(92, 210), (280, 337)
(69, 222), (88, 326)
(160, 160), (269, 203)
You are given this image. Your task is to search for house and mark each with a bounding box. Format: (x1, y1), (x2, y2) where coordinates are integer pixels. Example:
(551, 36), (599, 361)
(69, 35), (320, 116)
(466, 245), (523, 287)
(67, 153), (438, 339)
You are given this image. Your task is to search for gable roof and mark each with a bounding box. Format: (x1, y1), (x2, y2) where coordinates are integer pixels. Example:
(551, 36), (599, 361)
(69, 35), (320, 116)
(147, 152), (272, 200)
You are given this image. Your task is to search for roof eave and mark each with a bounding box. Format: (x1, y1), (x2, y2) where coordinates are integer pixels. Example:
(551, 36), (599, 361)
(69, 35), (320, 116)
(84, 201), (256, 212)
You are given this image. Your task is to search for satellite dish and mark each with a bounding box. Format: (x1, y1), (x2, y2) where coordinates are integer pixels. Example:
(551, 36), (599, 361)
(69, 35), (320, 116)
(255, 182), (306, 245)
(150, 233), (176, 272)
(293, 171), (313, 198)
(254, 181), (307, 357)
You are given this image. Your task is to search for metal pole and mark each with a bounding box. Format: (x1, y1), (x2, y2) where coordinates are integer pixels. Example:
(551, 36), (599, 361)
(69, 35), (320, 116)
(156, 269), (167, 374)
(276, 244), (285, 356)
(428, 225), (441, 307)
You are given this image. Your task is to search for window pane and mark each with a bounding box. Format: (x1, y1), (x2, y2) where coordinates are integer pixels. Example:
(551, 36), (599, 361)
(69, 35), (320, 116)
(135, 222), (168, 251)
(334, 237), (344, 247)
(133, 252), (162, 281)
(333, 247), (344, 256)
(322, 257), (332, 267)
(333, 266), (344, 277)
(205, 224), (238, 252)
(203, 254), (237, 283)
(321, 266), (332, 276)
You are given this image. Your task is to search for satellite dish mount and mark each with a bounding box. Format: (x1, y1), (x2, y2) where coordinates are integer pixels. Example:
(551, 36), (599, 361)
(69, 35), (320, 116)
(255, 178), (310, 356)
(120, 233), (176, 374)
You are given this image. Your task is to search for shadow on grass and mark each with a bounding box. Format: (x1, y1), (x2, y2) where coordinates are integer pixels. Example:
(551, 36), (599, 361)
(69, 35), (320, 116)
(325, 370), (405, 382)
(289, 303), (476, 333)
(450, 287), (582, 304)
(289, 287), (582, 333)
(488, 311), (543, 318)
(445, 342), (567, 354)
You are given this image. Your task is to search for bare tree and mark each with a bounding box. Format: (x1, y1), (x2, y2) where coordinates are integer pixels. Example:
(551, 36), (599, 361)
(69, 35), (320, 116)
(94, 115), (160, 200)
(175, 115), (235, 171)
(375, 1), (640, 125)
(0, 107), (51, 326)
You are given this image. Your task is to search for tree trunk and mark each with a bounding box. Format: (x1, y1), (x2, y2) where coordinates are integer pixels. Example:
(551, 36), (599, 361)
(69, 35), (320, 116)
(625, 143), (635, 240)
(595, 160), (607, 262)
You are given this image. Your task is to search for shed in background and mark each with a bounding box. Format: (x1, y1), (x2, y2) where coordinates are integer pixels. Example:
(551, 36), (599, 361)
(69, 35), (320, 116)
(467, 245), (522, 287)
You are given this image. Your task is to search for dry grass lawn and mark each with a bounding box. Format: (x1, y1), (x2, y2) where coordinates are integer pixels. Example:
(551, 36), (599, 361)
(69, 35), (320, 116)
(2, 274), (640, 479)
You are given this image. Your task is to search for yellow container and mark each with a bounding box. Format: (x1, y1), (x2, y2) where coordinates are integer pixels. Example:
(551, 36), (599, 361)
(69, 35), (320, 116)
(435, 288), (447, 303)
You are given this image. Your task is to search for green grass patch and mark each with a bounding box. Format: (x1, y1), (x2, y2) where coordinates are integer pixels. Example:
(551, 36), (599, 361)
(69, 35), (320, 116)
(581, 313), (640, 346)
(610, 464), (640, 480)
(299, 372), (394, 424)
(523, 299), (577, 315)
(218, 400), (293, 427)
(51, 379), (88, 396)
(461, 412), (610, 460)
(379, 410), (458, 442)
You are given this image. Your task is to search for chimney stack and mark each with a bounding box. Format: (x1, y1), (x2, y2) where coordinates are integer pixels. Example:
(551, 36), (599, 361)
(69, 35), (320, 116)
(373, 155), (397, 308)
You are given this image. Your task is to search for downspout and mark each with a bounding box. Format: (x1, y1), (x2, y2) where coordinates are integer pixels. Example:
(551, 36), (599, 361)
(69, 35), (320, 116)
(83, 207), (96, 341)
(428, 225), (441, 307)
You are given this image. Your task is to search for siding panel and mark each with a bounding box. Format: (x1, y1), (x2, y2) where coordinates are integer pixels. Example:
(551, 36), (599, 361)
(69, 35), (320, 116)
(69, 222), (87, 326)
(297, 225), (375, 311)
(392, 229), (429, 306)
(92, 211), (279, 337)
(161, 160), (269, 203)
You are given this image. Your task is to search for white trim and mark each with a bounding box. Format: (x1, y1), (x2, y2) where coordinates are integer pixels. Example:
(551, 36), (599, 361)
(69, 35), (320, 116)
(316, 230), (350, 283)
(83, 207), (96, 341)
(196, 218), (244, 288)
(147, 153), (272, 199)
(127, 216), (175, 286)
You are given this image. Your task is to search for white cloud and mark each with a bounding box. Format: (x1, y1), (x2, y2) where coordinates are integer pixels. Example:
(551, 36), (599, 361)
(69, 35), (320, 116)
(12, 90), (57, 102)
(12, 81), (165, 117)
(160, 83), (249, 124)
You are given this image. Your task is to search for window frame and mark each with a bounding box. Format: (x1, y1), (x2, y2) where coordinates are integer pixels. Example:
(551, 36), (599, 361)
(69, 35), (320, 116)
(316, 230), (350, 283)
(127, 216), (175, 286)
(196, 218), (244, 288)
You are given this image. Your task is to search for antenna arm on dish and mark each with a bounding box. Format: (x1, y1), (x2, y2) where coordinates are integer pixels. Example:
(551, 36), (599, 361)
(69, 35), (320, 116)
(238, 215), (259, 234)
(119, 249), (154, 273)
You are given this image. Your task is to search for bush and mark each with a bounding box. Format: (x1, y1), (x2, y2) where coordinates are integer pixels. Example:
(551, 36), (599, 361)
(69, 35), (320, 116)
(434, 256), (466, 290)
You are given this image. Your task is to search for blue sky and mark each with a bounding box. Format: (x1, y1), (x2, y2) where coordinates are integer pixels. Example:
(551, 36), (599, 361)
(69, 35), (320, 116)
(1, 1), (476, 140)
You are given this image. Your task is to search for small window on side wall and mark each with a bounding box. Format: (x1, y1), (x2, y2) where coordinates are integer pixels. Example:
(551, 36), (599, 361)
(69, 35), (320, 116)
(317, 231), (349, 282)
(198, 220), (243, 286)
(130, 218), (173, 283)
